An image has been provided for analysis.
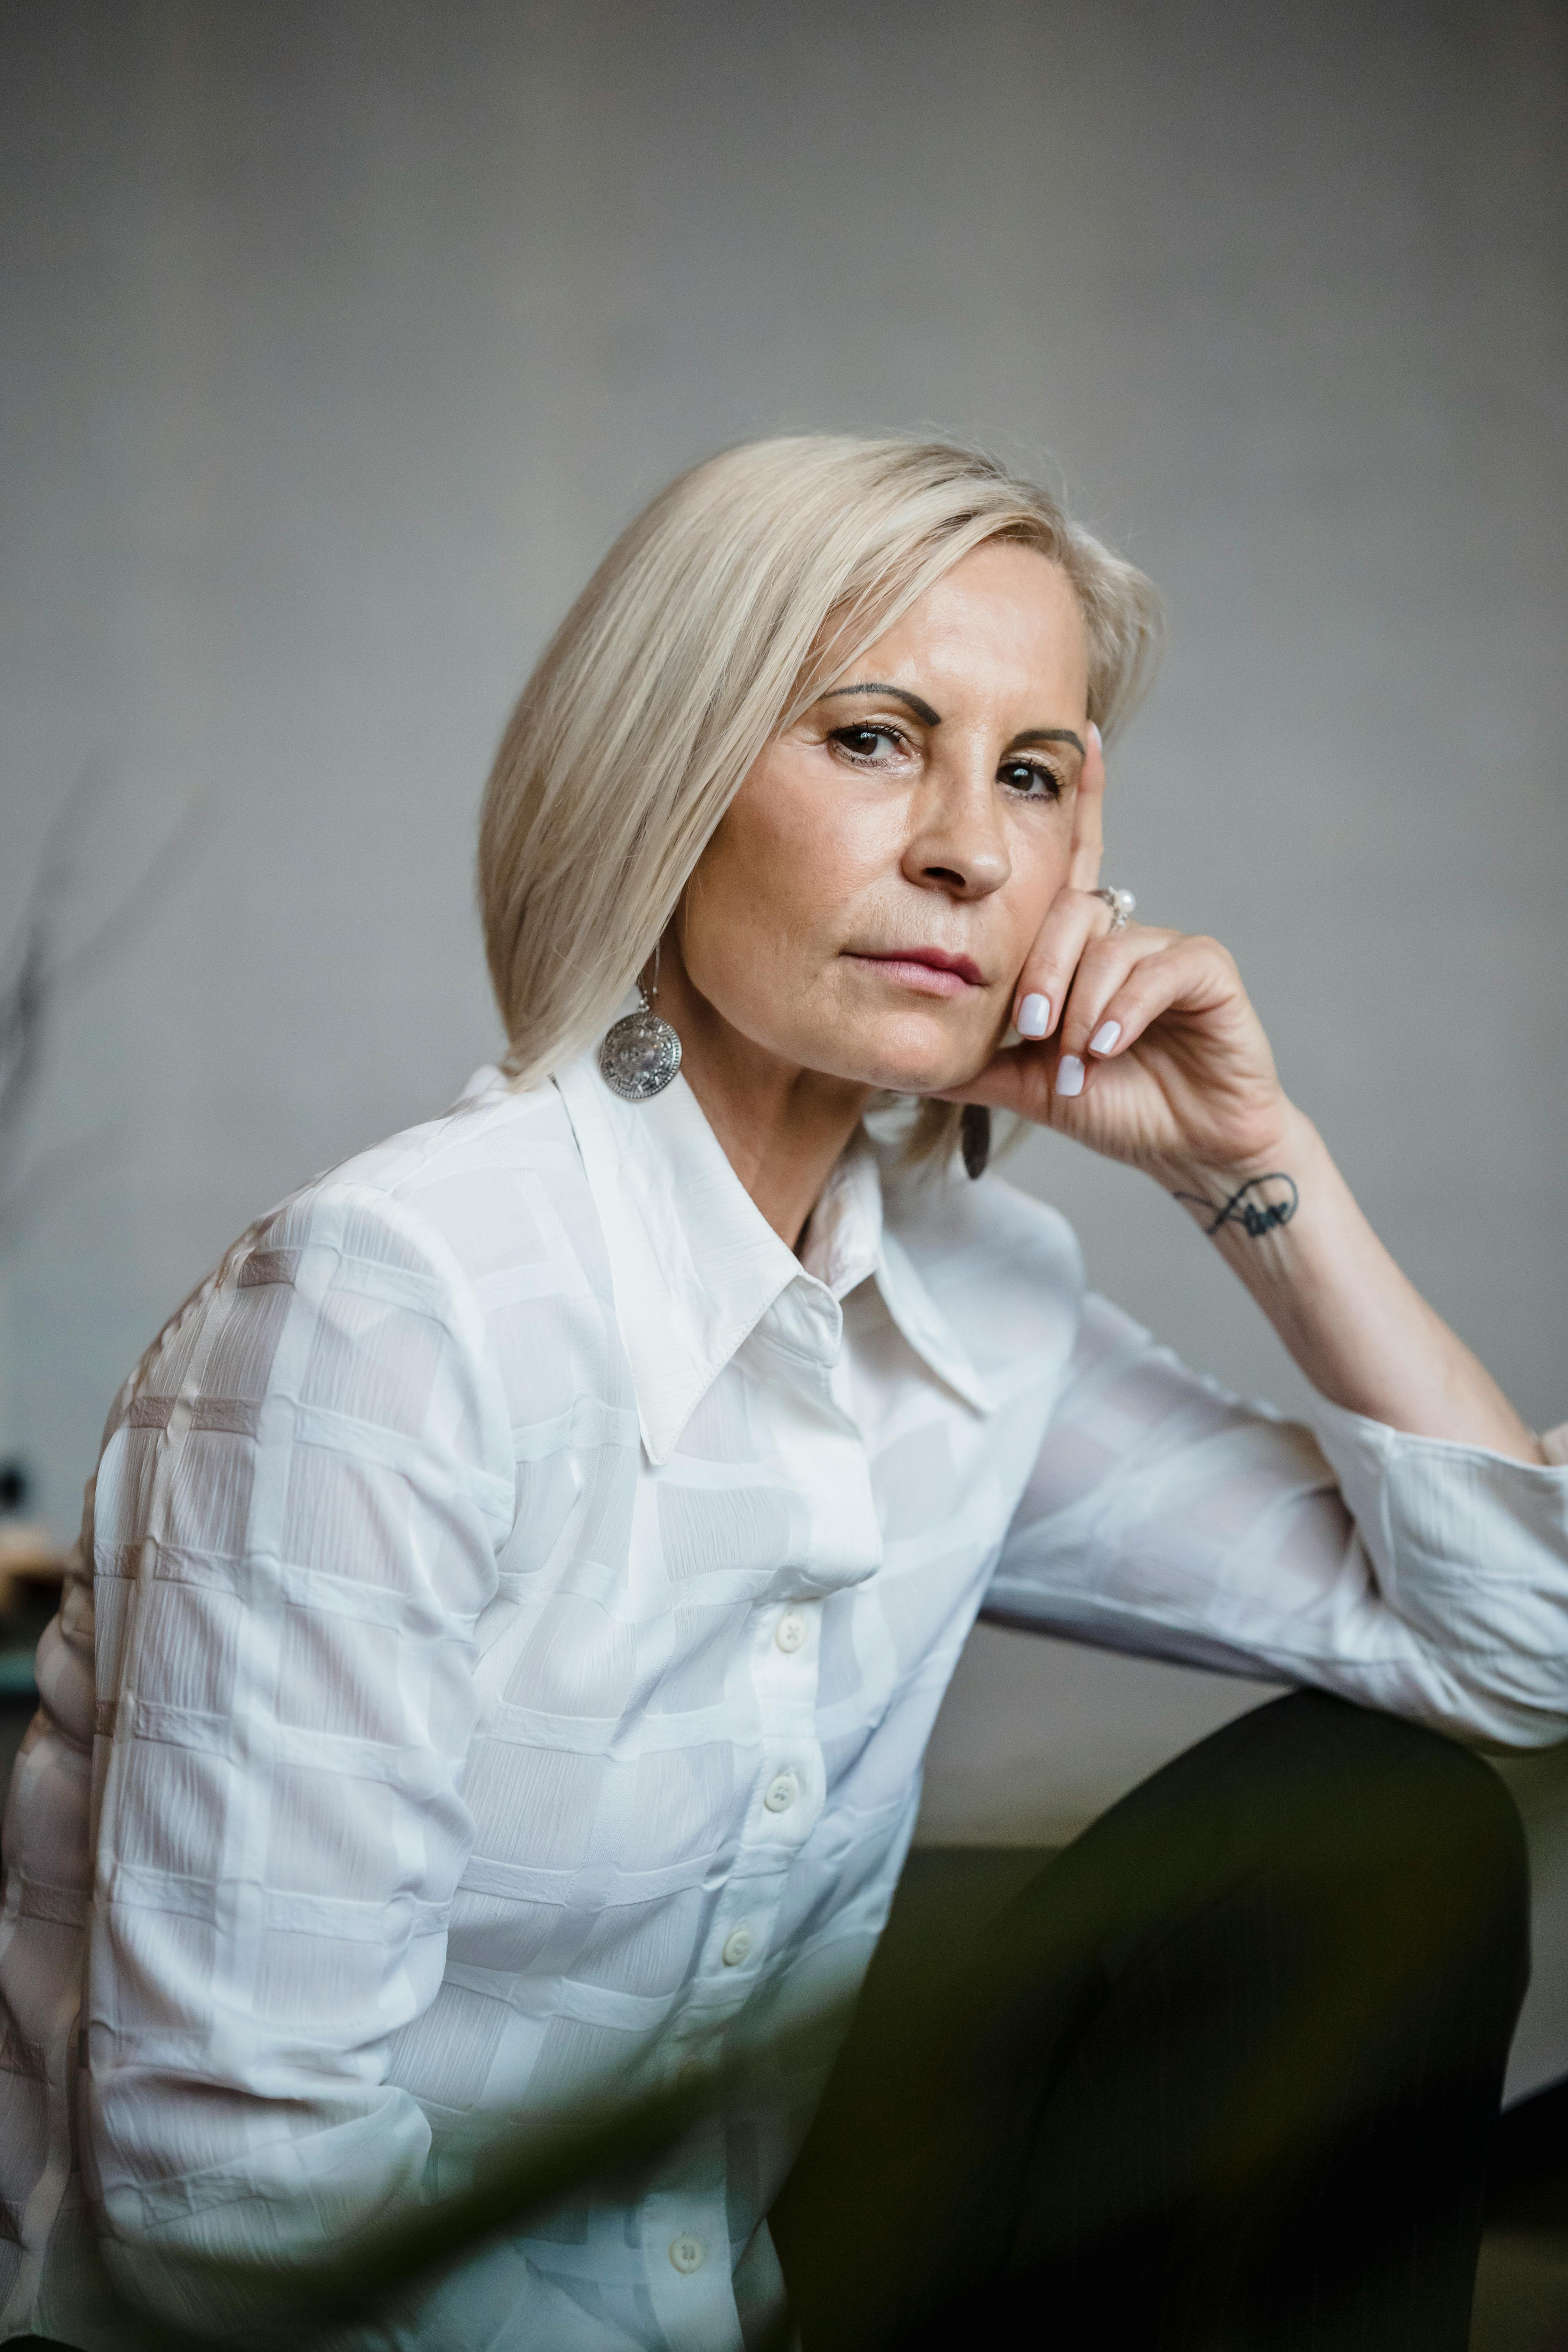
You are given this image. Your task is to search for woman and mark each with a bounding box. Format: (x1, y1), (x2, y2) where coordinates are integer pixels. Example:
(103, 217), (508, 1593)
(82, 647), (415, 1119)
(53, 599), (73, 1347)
(1, 434), (1565, 2352)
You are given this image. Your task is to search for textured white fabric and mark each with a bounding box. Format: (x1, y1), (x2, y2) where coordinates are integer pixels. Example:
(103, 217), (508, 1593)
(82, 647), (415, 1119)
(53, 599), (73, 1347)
(2, 1052), (1567, 2351)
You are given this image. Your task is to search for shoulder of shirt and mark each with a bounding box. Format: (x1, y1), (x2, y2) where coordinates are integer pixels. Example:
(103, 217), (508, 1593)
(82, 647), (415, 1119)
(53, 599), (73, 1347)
(212, 1076), (599, 1307)
(882, 1158), (1085, 1290)
(877, 1161), (1086, 1396)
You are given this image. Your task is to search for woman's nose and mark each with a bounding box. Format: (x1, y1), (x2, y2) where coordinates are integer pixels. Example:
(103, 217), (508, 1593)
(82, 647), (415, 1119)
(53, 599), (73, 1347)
(900, 771), (1011, 899)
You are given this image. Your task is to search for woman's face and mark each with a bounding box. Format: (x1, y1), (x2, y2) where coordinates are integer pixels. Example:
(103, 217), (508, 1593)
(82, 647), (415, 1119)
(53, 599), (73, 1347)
(673, 541), (1093, 1097)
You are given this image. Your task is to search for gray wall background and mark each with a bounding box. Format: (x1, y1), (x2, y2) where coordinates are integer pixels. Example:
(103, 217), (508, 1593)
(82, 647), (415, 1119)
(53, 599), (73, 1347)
(2, 4), (1564, 1808)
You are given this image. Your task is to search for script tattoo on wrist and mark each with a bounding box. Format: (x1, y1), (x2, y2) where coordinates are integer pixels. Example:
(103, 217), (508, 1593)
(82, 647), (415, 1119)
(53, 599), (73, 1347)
(1172, 1172), (1299, 1240)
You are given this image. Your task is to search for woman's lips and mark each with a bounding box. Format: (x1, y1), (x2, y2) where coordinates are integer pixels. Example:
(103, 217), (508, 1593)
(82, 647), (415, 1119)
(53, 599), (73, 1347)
(846, 949), (985, 999)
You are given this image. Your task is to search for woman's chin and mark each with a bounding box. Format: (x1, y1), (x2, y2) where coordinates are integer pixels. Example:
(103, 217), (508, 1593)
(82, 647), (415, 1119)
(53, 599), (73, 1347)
(816, 1036), (989, 1098)
(773, 998), (998, 1098)
(855, 1019), (998, 1097)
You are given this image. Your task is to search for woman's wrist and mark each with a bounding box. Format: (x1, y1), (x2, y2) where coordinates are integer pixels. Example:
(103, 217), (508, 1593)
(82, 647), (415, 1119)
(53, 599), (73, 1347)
(1152, 1100), (1321, 1244)
(1155, 1106), (1358, 1377)
(1153, 1105), (1544, 1459)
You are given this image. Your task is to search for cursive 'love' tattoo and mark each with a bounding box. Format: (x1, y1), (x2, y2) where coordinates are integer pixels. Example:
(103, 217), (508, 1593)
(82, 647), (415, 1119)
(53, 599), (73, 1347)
(1172, 1172), (1300, 1240)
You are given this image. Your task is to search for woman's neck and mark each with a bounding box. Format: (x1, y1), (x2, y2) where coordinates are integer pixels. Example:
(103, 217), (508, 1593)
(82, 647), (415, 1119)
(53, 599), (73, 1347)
(653, 960), (871, 1252)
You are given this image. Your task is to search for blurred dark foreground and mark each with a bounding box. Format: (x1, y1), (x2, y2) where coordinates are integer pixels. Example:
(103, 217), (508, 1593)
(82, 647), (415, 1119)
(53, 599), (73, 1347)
(3, 1690), (1567, 2350)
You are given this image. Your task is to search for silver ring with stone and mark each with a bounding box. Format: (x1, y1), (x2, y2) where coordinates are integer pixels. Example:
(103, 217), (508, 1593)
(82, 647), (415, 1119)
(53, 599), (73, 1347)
(1093, 886), (1136, 933)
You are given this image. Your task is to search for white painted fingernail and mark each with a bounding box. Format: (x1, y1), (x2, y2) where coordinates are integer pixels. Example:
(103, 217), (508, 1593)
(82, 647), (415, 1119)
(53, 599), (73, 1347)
(1089, 1020), (1121, 1056)
(1055, 1053), (1085, 1098)
(1088, 721), (1102, 753)
(1018, 993), (1050, 1039)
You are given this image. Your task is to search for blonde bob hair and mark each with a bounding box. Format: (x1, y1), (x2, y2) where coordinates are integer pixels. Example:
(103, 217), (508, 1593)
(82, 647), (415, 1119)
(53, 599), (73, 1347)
(479, 434), (1163, 1157)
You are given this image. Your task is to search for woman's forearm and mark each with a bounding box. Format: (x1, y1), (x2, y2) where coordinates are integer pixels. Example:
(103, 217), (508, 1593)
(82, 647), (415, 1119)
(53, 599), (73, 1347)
(1160, 1103), (1546, 1465)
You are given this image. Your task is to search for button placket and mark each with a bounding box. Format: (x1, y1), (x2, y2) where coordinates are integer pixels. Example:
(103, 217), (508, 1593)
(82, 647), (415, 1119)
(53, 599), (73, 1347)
(774, 1608), (808, 1654)
(643, 2180), (736, 2347)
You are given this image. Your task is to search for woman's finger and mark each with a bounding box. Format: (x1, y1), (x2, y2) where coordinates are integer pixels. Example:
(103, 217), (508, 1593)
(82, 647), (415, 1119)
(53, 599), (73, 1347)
(1013, 903), (1181, 1049)
(1065, 722), (1106, 897)
(1053, 935), (1236, 1096)
(1010, 886), (1129, 1042)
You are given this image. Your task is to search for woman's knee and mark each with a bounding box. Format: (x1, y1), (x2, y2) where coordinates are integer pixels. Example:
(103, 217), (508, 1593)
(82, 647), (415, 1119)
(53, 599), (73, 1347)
(1011, 1690), (1528, 2018)
(1230, 1693), (1528, 1977)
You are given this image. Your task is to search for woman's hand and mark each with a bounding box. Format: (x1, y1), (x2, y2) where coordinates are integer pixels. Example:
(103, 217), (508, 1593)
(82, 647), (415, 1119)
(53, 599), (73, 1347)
(940, 729), (1292, 1183)
(941, 730), (1543, 1460)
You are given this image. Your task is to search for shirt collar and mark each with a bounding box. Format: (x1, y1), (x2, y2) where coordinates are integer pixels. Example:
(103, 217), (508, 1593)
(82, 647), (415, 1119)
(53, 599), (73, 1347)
(547, 1044), (993, 1463)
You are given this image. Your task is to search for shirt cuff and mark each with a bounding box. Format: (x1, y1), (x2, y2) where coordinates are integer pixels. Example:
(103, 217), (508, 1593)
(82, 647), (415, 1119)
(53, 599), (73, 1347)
(1308, 1395), (1568, 1480)
(1306, 1394), (1568, 1604)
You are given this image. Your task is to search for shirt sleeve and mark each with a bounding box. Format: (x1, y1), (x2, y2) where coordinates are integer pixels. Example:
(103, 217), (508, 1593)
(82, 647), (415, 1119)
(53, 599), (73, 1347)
(82, 1180), (516, 2338)
(0, 1540), (98, 2331)
(986, 1290), (1568, 1749)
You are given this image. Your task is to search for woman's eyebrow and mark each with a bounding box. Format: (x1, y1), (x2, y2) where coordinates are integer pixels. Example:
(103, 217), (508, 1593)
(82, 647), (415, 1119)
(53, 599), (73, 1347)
(817, 681), (943, 728)
(1005, 726), (1087, 759)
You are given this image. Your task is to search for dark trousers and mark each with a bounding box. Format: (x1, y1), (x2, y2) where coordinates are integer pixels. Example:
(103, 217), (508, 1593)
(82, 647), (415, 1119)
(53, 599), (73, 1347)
(771, 1691), (1530, 2352)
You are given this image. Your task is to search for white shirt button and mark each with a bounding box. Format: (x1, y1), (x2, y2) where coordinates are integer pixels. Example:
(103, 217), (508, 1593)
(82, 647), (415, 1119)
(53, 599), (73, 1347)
(669, 2232), (705, 2274)
(775, 1611), (808, 1654)
(763, 1769), (799, 1814)
(720, 1923), (754, 1967)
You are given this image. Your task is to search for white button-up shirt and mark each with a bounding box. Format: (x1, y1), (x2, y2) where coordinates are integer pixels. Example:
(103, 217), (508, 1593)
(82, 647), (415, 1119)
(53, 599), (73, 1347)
(3, 1052), (1568, 2351)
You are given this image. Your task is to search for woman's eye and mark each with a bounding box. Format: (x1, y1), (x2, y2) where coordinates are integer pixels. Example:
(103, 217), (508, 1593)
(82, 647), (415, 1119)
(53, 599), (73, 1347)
(831, 724), (904, 761)
(1000, 759), (1062, 801)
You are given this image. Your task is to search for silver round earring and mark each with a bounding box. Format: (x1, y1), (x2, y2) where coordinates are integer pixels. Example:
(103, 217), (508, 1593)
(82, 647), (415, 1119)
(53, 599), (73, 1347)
(599, 950), (682, 1102)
